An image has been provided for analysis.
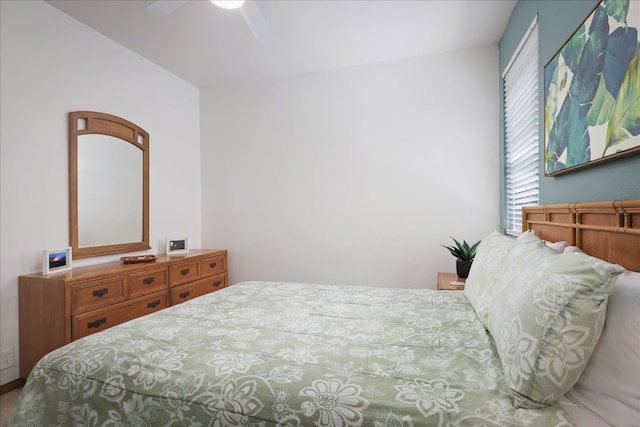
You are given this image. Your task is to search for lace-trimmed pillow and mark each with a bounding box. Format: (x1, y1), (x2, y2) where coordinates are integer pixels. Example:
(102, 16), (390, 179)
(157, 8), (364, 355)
(463, 231), (518, 327)
(487, 236), (624, 409)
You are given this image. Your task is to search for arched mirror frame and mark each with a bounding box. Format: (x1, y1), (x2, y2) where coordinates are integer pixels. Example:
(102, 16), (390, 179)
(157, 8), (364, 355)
(69, 111), (150, 258)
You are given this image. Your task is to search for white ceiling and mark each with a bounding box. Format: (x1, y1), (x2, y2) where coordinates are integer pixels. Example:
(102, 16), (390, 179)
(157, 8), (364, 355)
(46, 0), (516, 89)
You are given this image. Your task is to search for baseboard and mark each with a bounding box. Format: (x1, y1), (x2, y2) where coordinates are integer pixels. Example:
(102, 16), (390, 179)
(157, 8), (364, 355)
(0, 378), (25, 395)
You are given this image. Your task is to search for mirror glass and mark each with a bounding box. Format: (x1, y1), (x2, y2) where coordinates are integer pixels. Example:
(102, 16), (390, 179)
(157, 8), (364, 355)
(77, 135), (143, 247)
(70, 111), (150, 258)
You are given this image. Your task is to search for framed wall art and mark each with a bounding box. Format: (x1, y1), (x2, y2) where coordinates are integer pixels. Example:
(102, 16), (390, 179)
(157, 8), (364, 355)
(167, 237), (188, 254)
(544, 0), (640, 176)
(42, 247), (72, 274)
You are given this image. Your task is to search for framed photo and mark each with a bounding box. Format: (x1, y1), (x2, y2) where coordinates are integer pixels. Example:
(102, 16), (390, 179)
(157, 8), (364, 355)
(42, 247), (72, 274)
(167, 237), (188, 254)
(544, 0), (640, 176)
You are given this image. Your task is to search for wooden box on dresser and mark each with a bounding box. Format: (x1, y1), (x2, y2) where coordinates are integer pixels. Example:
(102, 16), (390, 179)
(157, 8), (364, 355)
(18, 249), (227, 379)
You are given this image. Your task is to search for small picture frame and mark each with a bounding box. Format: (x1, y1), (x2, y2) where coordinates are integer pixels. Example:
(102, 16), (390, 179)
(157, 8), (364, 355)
(167, 237), (188, 254)
(42, 247), (72, 274)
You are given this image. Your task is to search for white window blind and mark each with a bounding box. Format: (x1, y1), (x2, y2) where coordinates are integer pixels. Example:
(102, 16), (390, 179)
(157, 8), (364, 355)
(504, 16), (539, 235)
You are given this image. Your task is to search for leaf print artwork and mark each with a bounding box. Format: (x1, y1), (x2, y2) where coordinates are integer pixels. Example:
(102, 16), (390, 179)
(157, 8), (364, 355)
(605, 47), (640, 151)
(544, 0), (640, 175)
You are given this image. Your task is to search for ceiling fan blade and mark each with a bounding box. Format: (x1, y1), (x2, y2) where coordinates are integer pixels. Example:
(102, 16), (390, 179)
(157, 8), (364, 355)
(146, 0), (189, 16)
(239, 0), (271, 42)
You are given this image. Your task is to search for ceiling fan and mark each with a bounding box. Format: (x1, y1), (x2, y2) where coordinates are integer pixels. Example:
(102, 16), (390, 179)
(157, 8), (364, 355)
(146, 0), (270, 42)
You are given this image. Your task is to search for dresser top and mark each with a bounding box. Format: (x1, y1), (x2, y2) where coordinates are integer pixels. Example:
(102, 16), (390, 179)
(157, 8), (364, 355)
(21, 249), (227, 282)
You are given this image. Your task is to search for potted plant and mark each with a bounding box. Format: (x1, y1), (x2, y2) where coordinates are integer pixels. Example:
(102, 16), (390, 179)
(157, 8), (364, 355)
(441, 237), (480, 279)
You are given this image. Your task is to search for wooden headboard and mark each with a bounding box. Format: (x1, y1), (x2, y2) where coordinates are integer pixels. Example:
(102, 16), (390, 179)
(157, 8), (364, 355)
(522, 199), (640, 272)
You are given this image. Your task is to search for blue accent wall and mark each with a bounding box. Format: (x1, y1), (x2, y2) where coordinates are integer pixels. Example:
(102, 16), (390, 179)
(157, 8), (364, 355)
(499, 0), (640, 227)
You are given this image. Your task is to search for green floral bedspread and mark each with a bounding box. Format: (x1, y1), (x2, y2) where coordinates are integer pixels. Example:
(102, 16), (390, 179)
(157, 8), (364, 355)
(8, 282), (574, 426)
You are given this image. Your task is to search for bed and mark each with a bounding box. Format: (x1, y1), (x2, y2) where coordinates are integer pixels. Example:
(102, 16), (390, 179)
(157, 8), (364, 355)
(7, 199), (640, 426)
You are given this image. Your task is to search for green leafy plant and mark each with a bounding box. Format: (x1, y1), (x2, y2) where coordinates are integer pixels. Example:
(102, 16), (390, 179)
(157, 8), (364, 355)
(441, 237), (480, 262)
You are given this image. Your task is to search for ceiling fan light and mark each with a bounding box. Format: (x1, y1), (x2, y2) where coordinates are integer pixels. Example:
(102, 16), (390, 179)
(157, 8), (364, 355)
(211, 0), (245, 10)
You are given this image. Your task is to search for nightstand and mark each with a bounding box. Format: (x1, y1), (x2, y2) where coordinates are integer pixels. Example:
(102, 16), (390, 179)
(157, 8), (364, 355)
(437, 272), (466, 290)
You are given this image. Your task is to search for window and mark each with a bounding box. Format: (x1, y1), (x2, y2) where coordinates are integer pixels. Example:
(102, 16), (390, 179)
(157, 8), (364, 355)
(503, 16), (539, 235)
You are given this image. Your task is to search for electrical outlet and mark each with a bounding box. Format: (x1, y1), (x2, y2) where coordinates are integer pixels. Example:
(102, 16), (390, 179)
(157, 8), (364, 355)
(0, 348), (15, 370)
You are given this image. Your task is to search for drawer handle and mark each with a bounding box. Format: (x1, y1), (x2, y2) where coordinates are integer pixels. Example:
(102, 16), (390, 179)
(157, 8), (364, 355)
(147, 300), (161, 309)
(179, 290), (191, 299)
(180, 268), (190, 276)
(213, 280), (222, 287)
(143, 277), (155, 285)
(93, 288), (109, 298)
(87, 317), (107, 329)
(209, 262), (217, 268)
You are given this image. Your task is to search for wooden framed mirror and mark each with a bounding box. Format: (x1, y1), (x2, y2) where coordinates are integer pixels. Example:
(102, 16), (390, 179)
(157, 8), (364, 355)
(69, 111), (150, 258)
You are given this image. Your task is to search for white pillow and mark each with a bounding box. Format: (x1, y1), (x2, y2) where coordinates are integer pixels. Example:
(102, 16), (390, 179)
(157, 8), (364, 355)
(545, 240), (568, 254)
(564, 250), (640, 427)
(563, 246), (583, 254)
(518, 230), (567, 253)
(463, 231), (517, 328)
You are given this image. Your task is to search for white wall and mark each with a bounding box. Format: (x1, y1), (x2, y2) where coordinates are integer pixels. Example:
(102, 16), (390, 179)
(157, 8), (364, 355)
(201, 46), (500, 289)
(0, 0), (202, 385)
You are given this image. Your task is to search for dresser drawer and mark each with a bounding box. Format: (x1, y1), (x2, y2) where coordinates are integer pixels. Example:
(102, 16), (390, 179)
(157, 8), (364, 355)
(71, 276), (127, 314)
(169, 261), (200, 286)
(129, 267), (168, 298)
(200, 254), (226, 278)
(170, 273), (227, 305)
(72, 292), (167, 340)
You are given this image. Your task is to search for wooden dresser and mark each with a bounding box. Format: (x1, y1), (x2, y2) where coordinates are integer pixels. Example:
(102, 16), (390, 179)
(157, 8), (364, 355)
(18, 249), (227, 379)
